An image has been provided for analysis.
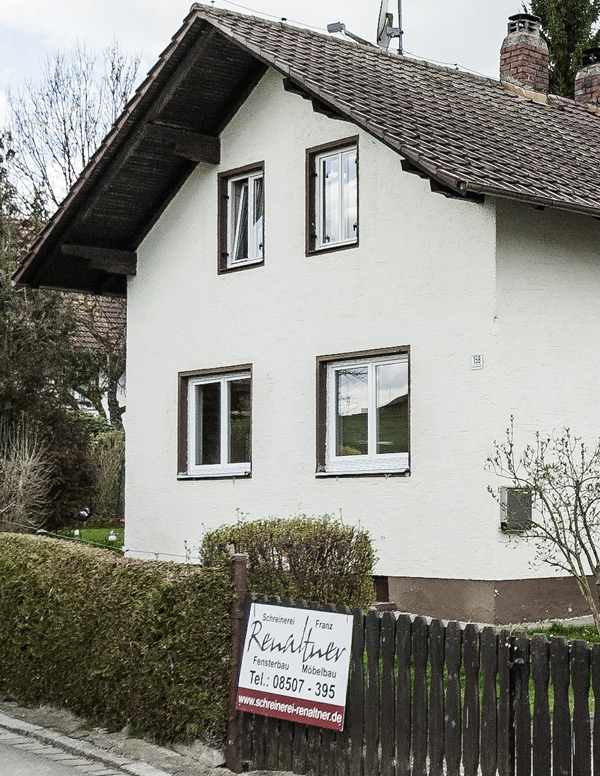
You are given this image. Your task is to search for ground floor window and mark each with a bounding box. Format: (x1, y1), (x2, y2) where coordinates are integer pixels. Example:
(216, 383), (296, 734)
(178, 366), (251, 477)
(316, 347), (409, 475)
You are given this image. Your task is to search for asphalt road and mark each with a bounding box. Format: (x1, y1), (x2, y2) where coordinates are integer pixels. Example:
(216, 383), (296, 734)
(0, 731), (122, 775)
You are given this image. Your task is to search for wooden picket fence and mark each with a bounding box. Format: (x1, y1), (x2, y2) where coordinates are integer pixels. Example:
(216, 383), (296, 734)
(238, 595), (600, 776)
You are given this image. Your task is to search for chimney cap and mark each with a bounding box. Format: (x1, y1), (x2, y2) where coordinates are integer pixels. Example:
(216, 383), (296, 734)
(507, 13), (542, 35)
(582, 47), (600, 67)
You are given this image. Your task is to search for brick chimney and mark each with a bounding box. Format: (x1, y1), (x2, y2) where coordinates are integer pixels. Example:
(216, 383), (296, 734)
(500, 13), (549, 93)
(575, 48), (600, 103)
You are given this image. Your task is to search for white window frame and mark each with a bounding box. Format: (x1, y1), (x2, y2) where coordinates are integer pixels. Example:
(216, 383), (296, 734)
(186, 371), (251, 477)
(315, 145), (357, 250)
(324, 353), (409, 475)
(227, 170), (264, 267)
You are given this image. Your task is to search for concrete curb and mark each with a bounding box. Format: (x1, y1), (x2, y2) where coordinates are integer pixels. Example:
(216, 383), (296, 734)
(0, 711), (172, 776)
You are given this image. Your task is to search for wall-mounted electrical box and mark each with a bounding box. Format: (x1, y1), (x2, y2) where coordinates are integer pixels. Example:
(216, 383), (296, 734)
(500, 487), (532, 532)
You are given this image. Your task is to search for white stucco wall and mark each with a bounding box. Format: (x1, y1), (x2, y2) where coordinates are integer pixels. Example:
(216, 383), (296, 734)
(492, 200), (600, 579)
(124, 67), (558, 580)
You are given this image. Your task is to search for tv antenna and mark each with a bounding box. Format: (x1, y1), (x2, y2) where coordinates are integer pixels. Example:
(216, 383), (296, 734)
(326, 21), (373, 47)
(377, 0), (403, 53)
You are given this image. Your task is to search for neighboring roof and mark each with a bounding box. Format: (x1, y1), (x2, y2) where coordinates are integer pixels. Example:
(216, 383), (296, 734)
(14, 4), (600, 295)
(70, 295), (126, 353)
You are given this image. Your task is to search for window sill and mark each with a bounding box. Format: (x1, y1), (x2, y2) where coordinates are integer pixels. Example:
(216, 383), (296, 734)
(315, 469), (410, 479)
(178, 471), (252, 481)
(218, 258), (264, 274)
(307, 241), (358, 257)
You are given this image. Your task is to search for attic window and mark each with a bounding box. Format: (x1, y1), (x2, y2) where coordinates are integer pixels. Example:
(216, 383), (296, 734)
(307, 138), (358, 254)
(218, 162), (264, 273)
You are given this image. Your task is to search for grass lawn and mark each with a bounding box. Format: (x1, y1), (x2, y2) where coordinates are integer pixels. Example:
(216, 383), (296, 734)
(525, 621), (599, 645)
(521, 622), (599, 714)
(57, 526), (124, 551)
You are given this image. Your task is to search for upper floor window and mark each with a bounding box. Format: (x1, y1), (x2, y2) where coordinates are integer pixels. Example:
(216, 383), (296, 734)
(178, 366), (252, 478)
(218, 163), (264, 273)
(307, 138), (358, 254)
(316, 347), (409, 476)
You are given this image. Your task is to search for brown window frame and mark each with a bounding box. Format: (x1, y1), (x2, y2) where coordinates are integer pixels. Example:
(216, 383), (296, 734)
(218, 162), (265, 274)
(306, 137), (359, 256)
(316, 346), (410, 477)
(178, 364), (253, 479)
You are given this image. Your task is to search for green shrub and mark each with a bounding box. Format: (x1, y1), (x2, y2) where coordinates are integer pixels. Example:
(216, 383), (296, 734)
(201, 514), (376, 610)
(89, 430), (125, 519)
(0, 534), (233, 744)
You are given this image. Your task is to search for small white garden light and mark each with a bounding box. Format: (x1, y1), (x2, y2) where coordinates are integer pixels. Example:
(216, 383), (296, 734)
(108, 530), (117, 546)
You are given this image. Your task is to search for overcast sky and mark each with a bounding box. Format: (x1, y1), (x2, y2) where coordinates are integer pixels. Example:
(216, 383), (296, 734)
(0, 0), (522, 124)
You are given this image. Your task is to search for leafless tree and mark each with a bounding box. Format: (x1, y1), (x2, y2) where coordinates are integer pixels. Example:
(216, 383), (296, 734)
(488, 418), (600, 634)
(7, 42), (137, 429)
(8, 41), (139, 209)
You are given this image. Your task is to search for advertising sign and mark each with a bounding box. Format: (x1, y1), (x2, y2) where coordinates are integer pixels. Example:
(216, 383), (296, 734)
(236, 602), (354, 731)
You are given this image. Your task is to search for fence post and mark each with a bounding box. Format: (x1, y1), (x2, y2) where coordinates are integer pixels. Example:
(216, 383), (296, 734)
(225, 553), (248, 773)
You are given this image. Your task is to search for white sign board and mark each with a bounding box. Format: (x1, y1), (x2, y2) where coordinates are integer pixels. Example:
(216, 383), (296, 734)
(236, 602), (354, 731)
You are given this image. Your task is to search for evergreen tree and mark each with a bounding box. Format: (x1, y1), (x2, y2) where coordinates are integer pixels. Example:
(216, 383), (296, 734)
(526, 0), (600, 96)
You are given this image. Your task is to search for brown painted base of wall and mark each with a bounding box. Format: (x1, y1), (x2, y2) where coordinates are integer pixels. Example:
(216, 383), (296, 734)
(386, 575), (593, 625)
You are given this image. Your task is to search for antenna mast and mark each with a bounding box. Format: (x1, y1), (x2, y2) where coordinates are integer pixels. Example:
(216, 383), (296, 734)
(376, 0), (402, 53)
(398, 0), (403, 54)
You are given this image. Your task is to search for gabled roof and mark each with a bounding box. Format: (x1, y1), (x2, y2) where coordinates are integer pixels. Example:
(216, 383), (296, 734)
(14, 4), (600, 295)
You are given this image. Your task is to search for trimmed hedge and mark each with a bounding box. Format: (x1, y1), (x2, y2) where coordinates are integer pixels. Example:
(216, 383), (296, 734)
(0, 534), (233, 744)
(201, 514), (376, 610)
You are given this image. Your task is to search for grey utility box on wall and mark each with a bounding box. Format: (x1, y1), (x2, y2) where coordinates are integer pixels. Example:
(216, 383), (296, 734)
(500, 487), (532, 532)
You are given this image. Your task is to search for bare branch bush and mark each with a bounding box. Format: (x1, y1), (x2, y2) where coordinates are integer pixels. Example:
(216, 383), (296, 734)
(0, 420), (53, 531)
(488, 418), (600, 633)
(90, 430), (125, 519)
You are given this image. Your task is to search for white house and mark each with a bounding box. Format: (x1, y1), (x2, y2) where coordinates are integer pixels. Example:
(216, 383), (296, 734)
(15, 7), (600, 623)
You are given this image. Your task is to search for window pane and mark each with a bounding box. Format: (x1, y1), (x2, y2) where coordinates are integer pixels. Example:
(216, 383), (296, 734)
(229, 378), (251, 463)
(336, 367), (368, 456)
(195, 382), (220, 465)
(231, 178), (249, 261)
(322, 155), (340, 244)
(251, 176), (264, 258)
(341, 149), (357, 241)
(376, 362), (409, 454)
